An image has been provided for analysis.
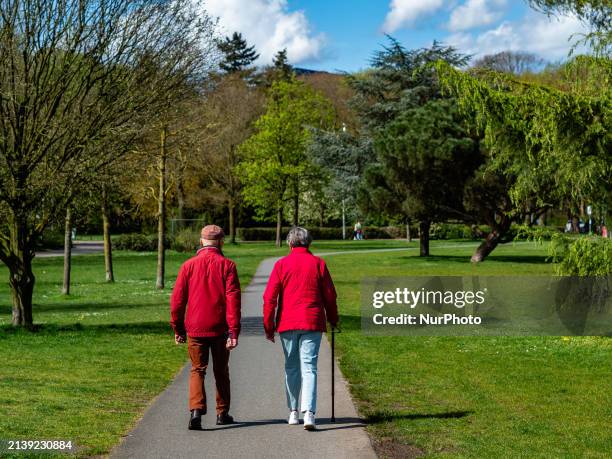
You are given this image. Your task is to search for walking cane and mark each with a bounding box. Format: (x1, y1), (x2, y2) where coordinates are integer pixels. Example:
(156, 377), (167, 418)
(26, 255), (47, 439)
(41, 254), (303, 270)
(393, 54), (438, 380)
(331, 325), (340, 423)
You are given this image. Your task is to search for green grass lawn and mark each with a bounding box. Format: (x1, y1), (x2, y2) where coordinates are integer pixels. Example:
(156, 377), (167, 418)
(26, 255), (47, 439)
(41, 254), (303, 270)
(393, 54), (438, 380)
(0, 243), (288, 457)
(322, 241), (612, 458)
(0, 240), (408, 457)
(0, 239), (610, 458)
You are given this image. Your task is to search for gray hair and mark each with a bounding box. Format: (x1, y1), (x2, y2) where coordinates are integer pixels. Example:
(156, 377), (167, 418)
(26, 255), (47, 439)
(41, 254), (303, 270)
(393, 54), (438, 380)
(286, 227), (312, 247)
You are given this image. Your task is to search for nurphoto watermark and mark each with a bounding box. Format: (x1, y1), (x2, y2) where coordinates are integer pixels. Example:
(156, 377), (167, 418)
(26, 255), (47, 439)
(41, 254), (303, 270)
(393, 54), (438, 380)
(362, 276), (611, 336)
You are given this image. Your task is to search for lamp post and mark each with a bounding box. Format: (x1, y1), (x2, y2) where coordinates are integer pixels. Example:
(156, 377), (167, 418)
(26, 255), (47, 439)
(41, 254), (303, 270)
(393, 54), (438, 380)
(341, 122), (347, 241)
(342, 199), (346, 240)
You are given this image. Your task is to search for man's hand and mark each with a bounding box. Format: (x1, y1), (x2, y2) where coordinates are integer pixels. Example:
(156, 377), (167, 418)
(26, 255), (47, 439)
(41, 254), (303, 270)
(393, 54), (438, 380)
(175, 334), (186, 345)
(226, 337), (238, 350)
(266, 332), (275, 343)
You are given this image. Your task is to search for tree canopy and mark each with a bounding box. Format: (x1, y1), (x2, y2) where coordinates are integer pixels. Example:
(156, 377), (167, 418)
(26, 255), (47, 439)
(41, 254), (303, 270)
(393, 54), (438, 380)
(0, 0), (217, 326)
(217, 32), (260, 74)
(238, 77), (333, 245)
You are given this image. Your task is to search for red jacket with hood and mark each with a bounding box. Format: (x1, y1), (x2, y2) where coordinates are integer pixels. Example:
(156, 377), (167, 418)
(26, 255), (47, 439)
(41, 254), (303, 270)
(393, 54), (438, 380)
(170, 247), (241, 338)
(263, 247), (338, 335)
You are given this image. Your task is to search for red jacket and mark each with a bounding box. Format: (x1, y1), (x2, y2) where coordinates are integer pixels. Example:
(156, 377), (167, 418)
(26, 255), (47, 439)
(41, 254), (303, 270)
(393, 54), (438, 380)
(170, 247), (241, 338)
(263, 247), (338, 335)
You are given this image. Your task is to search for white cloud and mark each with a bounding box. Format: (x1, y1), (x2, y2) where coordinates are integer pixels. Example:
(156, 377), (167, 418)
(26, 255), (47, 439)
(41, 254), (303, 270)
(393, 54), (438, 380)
(448, 0), (507, 32)
(447, 12), (588, 60)
(204, 0), (325, 65)
(382, 0), (445, 33)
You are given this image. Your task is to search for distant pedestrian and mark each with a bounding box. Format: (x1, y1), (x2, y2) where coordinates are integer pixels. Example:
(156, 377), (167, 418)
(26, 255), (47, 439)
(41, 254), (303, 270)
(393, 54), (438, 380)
(170, 225), (241, 430)
(263, 227), (339, 430)
(354, 221), (363, 240)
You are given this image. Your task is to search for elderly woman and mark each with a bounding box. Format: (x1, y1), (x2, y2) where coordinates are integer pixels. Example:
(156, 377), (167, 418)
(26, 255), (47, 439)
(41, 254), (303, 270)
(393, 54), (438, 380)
(263, 227), (339, 430)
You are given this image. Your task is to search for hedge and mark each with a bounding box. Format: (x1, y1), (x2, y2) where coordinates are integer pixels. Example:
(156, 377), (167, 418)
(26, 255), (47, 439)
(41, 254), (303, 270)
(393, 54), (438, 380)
(114, 233), (169, 251)
(238, 225), (418, 241)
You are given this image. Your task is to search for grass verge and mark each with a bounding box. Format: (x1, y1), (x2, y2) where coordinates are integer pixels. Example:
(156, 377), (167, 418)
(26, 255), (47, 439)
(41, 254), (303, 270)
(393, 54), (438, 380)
(322, 241), (611, 457)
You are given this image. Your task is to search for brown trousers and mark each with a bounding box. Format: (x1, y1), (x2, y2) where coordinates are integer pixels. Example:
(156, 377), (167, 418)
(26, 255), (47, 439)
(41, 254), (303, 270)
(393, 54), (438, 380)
(187, 335), (231, 414)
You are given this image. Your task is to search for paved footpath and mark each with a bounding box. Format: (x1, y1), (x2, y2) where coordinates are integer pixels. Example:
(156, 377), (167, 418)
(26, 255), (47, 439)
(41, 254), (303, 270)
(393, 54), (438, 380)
(111, 257), (377, 459)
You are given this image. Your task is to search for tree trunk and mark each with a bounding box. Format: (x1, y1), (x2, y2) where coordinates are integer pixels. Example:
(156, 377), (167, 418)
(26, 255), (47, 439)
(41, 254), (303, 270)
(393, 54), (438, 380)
(62, 207), (72, 295)
(292, 182), (299, 227)
(7, 218), (35, 327)
(228, 198), (236, 244)
(471, 217), (512, 262)
(176, 180), (185, 229)
(471, 231), (501, 262)
(156, 126), (167, 290)
(406, 222), (411, 242)
(276, 207), (283, 248)
(419, 220), (430, 257)
(9, 257), (35, 327)
(101, 188), (114, 283)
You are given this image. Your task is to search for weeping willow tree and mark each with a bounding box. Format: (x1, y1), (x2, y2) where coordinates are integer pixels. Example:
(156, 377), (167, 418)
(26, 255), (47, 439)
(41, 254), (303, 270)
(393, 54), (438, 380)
(436, 55), (611, 261)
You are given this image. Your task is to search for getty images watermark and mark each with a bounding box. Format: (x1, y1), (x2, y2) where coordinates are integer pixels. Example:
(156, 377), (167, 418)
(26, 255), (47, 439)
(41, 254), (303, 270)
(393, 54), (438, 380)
(361, 276), (611, 336)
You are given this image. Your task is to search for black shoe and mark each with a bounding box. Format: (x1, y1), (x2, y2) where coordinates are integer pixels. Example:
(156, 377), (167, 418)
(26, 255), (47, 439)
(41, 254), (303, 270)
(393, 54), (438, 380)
(189, 409), (204, 430)
(216, 413), (234, 425)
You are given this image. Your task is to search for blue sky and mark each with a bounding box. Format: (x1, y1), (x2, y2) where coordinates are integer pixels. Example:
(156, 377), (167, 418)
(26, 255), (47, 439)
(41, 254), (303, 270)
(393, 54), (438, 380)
(204, 0), (588, 72)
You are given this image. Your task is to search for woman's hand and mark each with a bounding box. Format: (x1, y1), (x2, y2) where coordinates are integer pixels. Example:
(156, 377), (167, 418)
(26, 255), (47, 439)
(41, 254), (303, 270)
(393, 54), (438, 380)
(226, 337), (238, 350)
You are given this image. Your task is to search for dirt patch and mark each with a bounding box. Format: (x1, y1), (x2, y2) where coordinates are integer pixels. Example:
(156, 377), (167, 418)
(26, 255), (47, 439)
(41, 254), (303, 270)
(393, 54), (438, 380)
(372, 437), (424, 458)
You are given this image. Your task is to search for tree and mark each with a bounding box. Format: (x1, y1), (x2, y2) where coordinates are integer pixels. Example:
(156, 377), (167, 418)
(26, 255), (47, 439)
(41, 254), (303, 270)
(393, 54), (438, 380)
(348, 38), (478, 256)
(308, 129), (376, 230)
(301, 72), (359, 131)
(437, 55), (611, 259)
(375, 100), (482, 256)
(0, 0), (217, 326)
(195, 75), (264, 243)
(217, 32), (260, 74)
(239, 78), (333, 246)
(473, 51), (544, 75)
(272, 49), (294, 81)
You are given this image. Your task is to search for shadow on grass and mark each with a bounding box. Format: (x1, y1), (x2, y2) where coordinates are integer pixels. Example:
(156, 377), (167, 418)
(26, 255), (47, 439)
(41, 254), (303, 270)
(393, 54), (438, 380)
(31, 301), (160, 313)
(0, 321), (171, 336)
(336, 314), (361, 331)
(366, 410), (472, 423)
(414, 254), (549, 264)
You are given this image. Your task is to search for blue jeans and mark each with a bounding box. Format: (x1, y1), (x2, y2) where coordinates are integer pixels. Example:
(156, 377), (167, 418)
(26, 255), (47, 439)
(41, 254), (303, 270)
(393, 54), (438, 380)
(280, 330), (322, 413)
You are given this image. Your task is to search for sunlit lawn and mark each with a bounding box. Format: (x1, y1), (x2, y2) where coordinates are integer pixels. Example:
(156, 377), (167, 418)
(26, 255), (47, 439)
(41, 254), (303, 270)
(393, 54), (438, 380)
(323, 241), (612, 458)
(0, 239), (609, 457)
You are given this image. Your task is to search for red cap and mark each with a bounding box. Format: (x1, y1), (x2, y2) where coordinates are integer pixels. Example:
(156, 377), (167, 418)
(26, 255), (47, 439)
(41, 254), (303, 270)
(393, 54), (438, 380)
(201, 225), (225, 240)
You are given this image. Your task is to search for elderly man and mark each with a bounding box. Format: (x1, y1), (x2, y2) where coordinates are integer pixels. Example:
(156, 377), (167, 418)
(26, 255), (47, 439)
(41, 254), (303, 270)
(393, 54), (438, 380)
(263, 227), (339, 430)
(170, 225), (241, 430)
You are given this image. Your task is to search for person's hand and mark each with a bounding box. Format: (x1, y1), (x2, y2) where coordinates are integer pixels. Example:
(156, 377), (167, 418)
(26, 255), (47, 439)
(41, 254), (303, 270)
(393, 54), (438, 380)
(266, 332), (275, 343)
(226, 337), (238, 350)
(175, 334), (186, 345)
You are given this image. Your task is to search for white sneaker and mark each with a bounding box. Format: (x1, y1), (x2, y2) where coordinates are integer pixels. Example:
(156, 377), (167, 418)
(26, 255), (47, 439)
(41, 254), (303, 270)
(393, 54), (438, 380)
(303, 411), (316, 430)
(288, 410), (299, 425)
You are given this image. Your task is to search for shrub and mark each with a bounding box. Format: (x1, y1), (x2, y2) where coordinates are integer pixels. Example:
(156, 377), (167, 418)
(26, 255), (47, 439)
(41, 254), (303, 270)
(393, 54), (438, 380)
(429, 223), (476, 240)
(514, 224), (557, 241)
(237, 227), (281, 241)
(549, 234), (611, 276)
(172, 228), (200, 253)
(36, 231), (65, 250)
(237, 226), (416, 241)
(114, 233), (164, 251)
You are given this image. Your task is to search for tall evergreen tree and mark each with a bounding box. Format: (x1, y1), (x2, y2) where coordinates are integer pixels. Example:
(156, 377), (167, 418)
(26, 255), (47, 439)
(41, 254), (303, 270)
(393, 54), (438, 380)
(217, 32), (260, 73)
(272, 48), (293, 81)
(349, 39), (482, 256)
